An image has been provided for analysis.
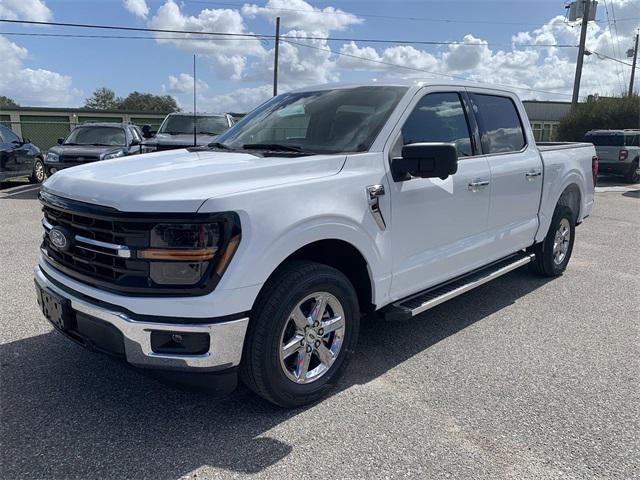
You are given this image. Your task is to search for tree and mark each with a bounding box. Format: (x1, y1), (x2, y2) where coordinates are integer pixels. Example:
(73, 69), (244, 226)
(118, 91), (179, 112)
(0, 96), (19, 108)
(557, 95), (640, 141)
(84, 88), (121, 110)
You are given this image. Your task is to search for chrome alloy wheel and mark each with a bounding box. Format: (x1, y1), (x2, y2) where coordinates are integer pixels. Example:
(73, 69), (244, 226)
(34, 161), (45, 182)
(553, 218), (571, 265)
(278, 292), (345, 384)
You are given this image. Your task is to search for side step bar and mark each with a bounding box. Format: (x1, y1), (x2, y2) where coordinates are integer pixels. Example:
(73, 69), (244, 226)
(382, 252), (535, 321)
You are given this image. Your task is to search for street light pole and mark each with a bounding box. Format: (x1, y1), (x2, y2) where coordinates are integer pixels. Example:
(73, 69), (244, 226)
(572, 0), (592, 108)
(628, 33), (639, 96)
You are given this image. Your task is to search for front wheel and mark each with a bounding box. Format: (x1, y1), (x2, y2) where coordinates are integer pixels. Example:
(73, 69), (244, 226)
(29, 158), (45, 184)
(530, 205), (575, 277)
(240, 261), (360, 408)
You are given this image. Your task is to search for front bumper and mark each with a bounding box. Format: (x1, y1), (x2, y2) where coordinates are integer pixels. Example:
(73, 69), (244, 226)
(34, 265), (249, 372)
(44, 162), (84, 175)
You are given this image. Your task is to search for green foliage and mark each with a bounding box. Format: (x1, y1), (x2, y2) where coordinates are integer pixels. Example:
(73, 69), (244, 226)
(557, 95), (640, 141)
(118, 91), (180, 113)
(83, 88), (180, 113)
(84, 87), (120, 110)
(0, 96), (19, 108)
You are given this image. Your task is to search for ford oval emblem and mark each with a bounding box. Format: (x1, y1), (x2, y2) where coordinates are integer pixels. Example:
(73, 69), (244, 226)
(49, 227), (71, 251)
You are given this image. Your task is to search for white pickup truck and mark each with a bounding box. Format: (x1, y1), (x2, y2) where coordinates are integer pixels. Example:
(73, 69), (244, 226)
(35, 80), (597, 407)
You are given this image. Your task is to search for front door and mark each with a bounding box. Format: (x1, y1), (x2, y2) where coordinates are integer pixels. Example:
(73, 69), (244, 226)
(386, 89), (492, 301)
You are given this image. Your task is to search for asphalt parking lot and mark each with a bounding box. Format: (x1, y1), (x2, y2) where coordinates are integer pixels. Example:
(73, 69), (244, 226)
(1, 177), (638, 480)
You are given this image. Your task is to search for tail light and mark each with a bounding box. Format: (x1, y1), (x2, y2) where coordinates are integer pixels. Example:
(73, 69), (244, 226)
(619, 149), (629, 161)
(592, 155), (599, 186)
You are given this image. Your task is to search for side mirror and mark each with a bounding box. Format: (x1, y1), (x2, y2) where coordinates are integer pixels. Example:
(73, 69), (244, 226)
(57, 137), (65, 145)
(391, 143), (458, 182)
(141, 125), (152, 139)
(23, 138), (31, 144)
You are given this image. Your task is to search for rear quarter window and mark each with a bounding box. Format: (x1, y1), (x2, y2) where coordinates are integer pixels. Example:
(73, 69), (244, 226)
(469, 93), (526, 154)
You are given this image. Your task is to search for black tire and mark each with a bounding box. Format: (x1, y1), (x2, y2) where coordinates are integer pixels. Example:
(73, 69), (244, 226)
(240, 260), (360, 408)
(29, 158), (45, 184)
(530, 205), (575, 277)
(623, 159), (639, 184)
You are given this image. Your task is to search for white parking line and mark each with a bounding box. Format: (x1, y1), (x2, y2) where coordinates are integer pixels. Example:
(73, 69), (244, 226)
(0, 186), (41, 197)
(595, 186), (638, 193)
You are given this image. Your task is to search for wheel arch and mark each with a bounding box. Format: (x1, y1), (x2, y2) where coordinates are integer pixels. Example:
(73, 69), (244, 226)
(253, 239), (376, 315)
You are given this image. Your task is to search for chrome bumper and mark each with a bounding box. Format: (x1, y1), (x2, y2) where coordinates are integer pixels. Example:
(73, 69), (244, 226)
(34, 266), (249, 371)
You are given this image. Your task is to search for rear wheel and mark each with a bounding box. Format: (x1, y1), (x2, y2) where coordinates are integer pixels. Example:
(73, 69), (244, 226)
(240, 261), (360, 408)
(623, 159), (639, 184)
(29, 158), (45, 184)
(530, 205), (575, 277)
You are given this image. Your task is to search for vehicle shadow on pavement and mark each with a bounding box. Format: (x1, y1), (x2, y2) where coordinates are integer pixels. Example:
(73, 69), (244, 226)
(0, 268), (551, 479)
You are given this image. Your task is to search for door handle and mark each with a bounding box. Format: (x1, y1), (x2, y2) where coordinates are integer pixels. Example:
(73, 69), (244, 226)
(366, 185), (386, 230)
(525, 170), (542, 179)
(468, 179), (490, 191)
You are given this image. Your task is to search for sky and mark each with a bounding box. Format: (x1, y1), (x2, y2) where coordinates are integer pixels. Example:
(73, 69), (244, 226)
(0, 0), (638, 111)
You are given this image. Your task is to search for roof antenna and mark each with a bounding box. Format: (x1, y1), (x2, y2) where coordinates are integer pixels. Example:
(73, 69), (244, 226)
(193, 53), (197, 147)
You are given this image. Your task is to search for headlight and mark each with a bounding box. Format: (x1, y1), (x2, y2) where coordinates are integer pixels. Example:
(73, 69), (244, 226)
(139, 223), (223, 286)
(46, 152), (59, 162)
(103, 150), (125, 160)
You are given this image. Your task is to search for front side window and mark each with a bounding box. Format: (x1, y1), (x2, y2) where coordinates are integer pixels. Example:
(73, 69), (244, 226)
(398, 92), (473, 157)
(470, 93), (526, 154)
(65, 127), (126, 146)
(159, 115), (232, 136)
(216, 86), (408, 154)
(0, 126), (20, 143)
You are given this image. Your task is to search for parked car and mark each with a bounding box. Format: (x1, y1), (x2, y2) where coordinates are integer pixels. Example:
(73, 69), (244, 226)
(0, 125), (45, 184)
(44, 122), (145, 176)
(141, 113), (234, 151)
(585, 129), (640, 183)
(34, 80), (597, 407)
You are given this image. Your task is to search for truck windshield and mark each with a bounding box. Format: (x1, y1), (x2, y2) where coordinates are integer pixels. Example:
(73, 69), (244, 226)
(64, 127), (126, 146)
(586, 134), (624, 147)
(215, 86), (408, 154)
(159, 115), (230, 135)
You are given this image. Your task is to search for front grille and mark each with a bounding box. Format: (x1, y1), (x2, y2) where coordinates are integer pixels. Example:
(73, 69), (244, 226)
(58, 155), (100, 162)
(39, 191), (240, 296)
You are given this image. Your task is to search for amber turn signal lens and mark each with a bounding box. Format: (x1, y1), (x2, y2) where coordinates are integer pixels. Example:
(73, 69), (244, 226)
(215, 235), (240, 275)
(138, 247), (218, 261)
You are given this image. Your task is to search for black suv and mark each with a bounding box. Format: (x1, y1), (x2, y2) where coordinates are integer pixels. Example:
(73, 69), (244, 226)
(0, 125), (45, 184)
(45, 123), (145, 176)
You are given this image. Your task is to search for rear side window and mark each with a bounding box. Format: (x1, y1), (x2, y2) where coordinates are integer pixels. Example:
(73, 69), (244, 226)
(0, 126), (20, 143)
(470, 94), (526, 154)
(400, 92), (473, 157)
(586, 134), (624, 147)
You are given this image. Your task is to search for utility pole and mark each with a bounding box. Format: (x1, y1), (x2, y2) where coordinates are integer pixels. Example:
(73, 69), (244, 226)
(572, 0), (592, 108)
(273, 16), (280, 97)
(628, 33), (639, 96)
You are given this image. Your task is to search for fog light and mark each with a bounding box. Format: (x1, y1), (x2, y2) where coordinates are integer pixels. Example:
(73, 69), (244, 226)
(150, 331), (209, 355)
(50, 168), (57, 174)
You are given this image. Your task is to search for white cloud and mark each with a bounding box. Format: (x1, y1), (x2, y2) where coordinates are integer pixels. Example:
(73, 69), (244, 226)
(444, 35), (492, 71)
(0, 36), (80, 106)
(123, 0), (149, 19)
(241, 0), (362, 33)
(199, 84), (273, 112)
(0, 0), (52, 21)
(164, 73), (209, 94)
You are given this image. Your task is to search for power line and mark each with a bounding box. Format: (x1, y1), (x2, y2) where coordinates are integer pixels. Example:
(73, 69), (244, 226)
(184, 1), (640, 26)
(281, 39), (573, 98)
(587, 49), (640, 68)
(609, 0), (628, 87)
(0, 31), (251, 42)
(0, 18), (579, 48)
(602, 0), (625, 93)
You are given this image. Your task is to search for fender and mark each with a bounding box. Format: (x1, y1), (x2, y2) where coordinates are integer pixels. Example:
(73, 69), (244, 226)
(536, 169), (587, 243)
(215, 212), (392, 308)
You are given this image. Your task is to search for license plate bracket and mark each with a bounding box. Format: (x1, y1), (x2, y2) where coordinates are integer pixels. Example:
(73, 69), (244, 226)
(35, 282), (73, 331)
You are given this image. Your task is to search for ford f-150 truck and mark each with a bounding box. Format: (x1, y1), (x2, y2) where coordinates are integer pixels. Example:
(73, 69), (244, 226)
(34, 80), (597, 407)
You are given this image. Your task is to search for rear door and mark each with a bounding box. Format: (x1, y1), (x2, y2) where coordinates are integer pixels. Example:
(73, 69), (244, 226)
(386, 88), (493, 300)
(0, 126), (23, 178)
(467, 90), (543, 256)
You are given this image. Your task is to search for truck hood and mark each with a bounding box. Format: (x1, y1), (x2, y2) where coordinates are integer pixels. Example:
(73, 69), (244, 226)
(48, 144), (124, 160)
(42, 149), (347, 212)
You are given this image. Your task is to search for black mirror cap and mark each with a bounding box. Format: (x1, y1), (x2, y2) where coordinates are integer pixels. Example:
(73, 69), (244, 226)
(391, 142), (458, 182)
(57, 137), (65, 145)
(141, 125), (153, 138)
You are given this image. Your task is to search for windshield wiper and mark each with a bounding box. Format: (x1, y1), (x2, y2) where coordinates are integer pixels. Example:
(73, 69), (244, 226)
(242, 143), (307, 153)
(207, 142), (232, 150)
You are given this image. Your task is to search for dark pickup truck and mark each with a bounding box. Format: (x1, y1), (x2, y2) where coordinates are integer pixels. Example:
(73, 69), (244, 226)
(142, 113), (234, 152)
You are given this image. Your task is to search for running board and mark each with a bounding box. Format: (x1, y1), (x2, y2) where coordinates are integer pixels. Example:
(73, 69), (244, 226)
(382, 252), (535, 321)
